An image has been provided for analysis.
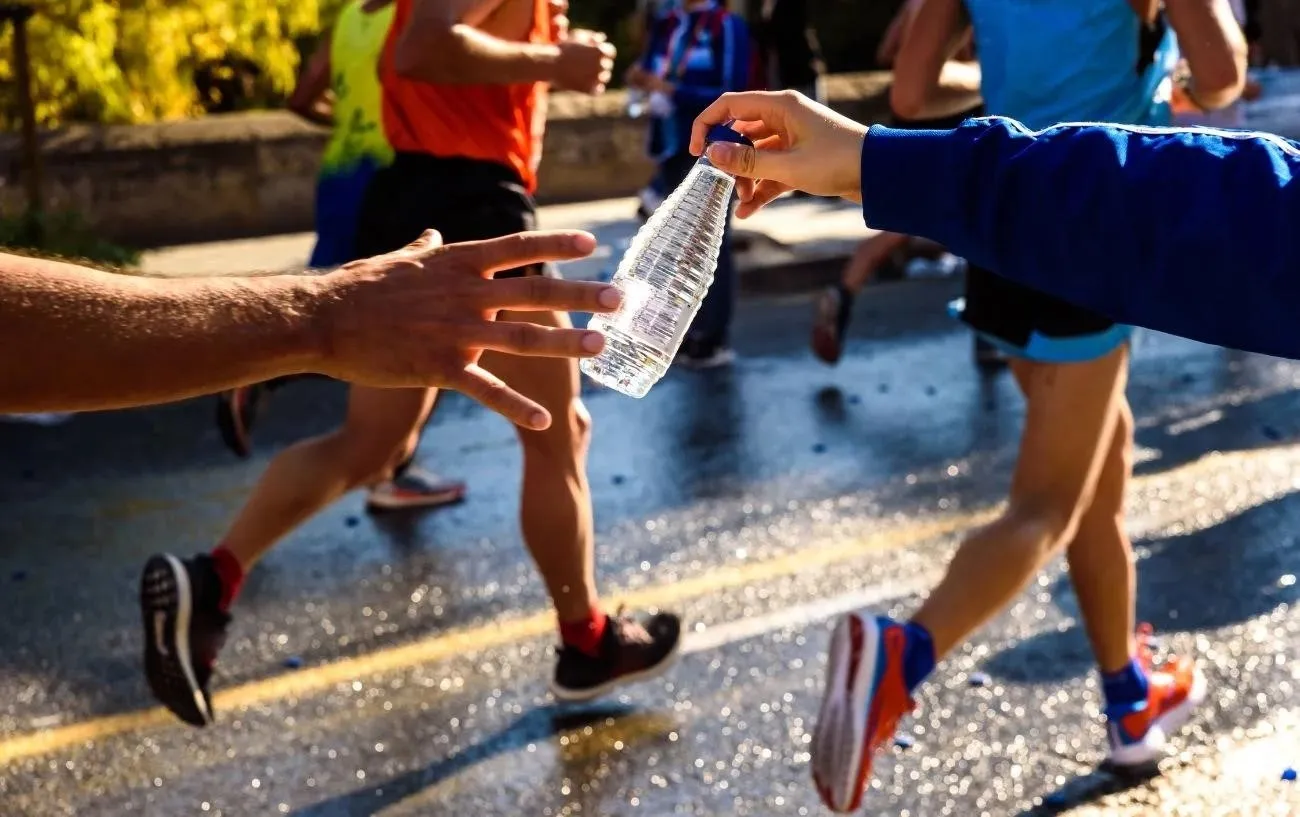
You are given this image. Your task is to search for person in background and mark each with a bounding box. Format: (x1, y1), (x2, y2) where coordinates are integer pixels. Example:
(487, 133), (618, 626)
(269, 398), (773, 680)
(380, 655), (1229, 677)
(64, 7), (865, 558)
(806, 0), (1245, 808)
(626, 0), (753, 368)
(809, 0), (992, 367)
(139, 0), (682, 731)
(626, 0), (681, 219)
(214, 0), (468, 512)
(1259, 0), (1300, 66)
(755, 0), (825, 102)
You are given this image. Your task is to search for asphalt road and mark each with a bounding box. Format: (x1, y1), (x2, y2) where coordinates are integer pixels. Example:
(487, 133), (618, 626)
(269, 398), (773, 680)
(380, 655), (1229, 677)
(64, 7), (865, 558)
(3, 278), (1300, 816)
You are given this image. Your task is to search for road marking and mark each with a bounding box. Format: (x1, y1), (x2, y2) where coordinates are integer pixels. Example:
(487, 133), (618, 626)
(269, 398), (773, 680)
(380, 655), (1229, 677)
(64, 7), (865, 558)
(0, 511), (985, 767)
(356, 581), (938, 809)
(682, 579), (930, 655)
(7, 442), (1299, 767)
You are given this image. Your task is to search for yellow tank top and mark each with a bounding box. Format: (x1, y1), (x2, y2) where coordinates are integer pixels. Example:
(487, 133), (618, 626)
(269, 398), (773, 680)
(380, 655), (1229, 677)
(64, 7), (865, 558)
(320, 0), (396, 175)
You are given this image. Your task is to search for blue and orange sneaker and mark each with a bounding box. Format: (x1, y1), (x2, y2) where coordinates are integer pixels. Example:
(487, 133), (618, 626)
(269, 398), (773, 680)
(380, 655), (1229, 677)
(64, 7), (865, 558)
(1106, 624), (1207, 767)
(812, 613), (917, 812)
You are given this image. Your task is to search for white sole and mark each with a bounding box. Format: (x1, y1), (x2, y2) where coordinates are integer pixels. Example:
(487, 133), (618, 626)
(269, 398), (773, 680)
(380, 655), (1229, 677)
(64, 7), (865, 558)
(153, 555), (212, 726)
(1108, 667), (1208, 767)
(364, 490), (465, 511)
(812, 612), (880, 813)
(549, 635), (684, 703)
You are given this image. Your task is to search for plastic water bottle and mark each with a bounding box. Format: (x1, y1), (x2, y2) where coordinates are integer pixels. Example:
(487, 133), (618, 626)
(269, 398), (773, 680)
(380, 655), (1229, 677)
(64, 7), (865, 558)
(626, 89), (647, 119)
(581, 124), (750, 397)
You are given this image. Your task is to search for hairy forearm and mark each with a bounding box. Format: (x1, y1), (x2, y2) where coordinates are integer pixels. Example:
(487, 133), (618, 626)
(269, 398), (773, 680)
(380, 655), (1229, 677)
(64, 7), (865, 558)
(395, 23), (560, 85)
(0, 254), (324, 412)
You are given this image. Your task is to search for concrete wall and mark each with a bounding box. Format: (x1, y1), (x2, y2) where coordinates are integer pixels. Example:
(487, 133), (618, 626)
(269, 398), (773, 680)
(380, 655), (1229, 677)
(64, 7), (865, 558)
(0, 72), (892, 248)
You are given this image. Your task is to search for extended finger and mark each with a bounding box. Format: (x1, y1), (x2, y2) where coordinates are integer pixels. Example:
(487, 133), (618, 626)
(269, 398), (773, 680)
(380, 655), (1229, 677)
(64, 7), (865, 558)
(736, 180), (791, 218)
(403, 229), (443, 254)
(453, 364), (553, 430)
(690, 91), (793, 156)
(732, 119), (779, 143)
(733, 176), (756, 202)
(475, 275), (622, 313)
(459, 319), (608, 358)
(441, 230), (598, 274)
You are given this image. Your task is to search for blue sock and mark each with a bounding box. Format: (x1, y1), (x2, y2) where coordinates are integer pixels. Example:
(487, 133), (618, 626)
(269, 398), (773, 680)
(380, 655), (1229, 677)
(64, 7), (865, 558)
(895, 618), (936, 694)
(1101, 658), (1149, 716)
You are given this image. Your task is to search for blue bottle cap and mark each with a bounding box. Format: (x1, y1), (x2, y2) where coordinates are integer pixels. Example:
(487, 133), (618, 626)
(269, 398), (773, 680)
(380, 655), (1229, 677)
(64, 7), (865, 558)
(704, 121), (755, 148)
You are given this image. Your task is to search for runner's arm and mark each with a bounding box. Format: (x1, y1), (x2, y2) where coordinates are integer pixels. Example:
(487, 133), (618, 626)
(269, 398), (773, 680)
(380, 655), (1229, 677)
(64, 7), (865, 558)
(860, 118), (1300, 359)
(395, 0), (562, 84)
(1166, 0), (1248, 110)
(0, 254), (320, 412)
(288, 36), (334, 126)
(889, 0), (983, 121)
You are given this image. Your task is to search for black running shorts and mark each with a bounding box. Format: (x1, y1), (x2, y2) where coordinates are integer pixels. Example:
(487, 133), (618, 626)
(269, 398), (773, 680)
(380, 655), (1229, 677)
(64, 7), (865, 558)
(890, 107), (1129, 362)
(354, 152), (554, 279)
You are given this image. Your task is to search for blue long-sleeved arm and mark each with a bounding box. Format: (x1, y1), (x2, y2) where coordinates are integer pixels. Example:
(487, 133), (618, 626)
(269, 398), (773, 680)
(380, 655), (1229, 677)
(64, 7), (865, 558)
(672, 15), (751, 109)
(860, 117), (1300, 360)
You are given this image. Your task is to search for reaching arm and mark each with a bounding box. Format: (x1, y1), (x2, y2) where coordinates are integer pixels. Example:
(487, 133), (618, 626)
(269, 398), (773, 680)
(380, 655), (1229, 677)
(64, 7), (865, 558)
(0, 233), (623, 427)
(860, 117), (1300, 360)
(393, 0), (562, 85)
(889, 0), (982, 121)
(287, 37), (334, 126)
(0, 254), (320, 412)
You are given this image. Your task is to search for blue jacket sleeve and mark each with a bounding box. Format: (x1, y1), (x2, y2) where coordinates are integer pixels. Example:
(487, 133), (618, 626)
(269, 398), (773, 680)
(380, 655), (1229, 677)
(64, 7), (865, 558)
(673, 15), (751, 109)
(860, 117), (1300, 360)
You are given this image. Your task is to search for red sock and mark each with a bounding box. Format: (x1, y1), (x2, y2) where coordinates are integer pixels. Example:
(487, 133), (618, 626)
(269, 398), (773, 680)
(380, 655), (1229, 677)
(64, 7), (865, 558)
(210, 546), (245, 613)
(559, 607), (608, 657)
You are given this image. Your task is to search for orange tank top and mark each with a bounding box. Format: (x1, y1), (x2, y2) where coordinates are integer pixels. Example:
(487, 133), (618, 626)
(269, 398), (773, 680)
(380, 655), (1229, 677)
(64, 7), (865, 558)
(381, 0), (551, 192)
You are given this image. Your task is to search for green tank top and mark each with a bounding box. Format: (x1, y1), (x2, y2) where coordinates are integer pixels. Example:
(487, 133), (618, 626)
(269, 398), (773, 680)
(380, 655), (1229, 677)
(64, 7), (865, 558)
(319, 0), (396, 176)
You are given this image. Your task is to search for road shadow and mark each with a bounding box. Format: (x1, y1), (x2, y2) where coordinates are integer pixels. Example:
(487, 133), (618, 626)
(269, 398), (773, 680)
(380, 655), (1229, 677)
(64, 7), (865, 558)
(290, 701), (674, 817)
(1133, 385), (1300, 481)
(982, 490), (1300, 685)
(1013, 762), (1161, 816)
(0, 377), (349, 484)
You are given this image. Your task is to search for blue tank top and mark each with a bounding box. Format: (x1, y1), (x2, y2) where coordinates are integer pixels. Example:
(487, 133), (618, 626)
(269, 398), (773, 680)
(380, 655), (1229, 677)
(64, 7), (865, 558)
(964, 0), (1180, 129)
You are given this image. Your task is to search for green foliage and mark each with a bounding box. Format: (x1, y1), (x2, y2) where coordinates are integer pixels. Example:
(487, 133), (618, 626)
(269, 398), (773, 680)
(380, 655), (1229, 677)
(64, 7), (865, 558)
(0, 1), (329, 128)
(0, 0), (889, 129)
(0, 209), (141, 267)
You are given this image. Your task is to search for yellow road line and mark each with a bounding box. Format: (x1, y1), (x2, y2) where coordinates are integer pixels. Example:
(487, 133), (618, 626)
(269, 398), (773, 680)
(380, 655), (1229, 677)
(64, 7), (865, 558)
(5, 443), (1296, 767)
(0, 510), (988, 767)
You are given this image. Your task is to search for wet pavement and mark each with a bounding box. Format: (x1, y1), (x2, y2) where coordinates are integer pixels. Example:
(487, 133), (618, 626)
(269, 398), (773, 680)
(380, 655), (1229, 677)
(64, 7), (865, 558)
(4, 279), (1300, 816)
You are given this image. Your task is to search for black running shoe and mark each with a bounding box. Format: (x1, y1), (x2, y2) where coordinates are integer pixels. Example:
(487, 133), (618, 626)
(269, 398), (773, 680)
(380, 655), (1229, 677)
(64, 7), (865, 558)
(551, 609), (682, 702)
(215, 384), (265, 459)
(140, 554), (231, 727)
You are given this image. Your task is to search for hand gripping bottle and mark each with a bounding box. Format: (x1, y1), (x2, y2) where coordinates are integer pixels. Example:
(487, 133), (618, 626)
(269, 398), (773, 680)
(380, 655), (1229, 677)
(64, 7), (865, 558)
(581, 123), (753, 397)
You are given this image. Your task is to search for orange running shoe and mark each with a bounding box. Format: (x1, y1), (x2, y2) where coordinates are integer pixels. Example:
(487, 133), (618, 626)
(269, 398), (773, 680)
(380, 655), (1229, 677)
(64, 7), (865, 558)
(811, 613), (917, 812)
(1106, 624), (1207, 767)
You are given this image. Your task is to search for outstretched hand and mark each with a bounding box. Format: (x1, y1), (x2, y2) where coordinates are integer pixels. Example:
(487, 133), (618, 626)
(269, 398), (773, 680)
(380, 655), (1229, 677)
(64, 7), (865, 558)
(317, 229), (619, 430)
(690, 91), (868, 218)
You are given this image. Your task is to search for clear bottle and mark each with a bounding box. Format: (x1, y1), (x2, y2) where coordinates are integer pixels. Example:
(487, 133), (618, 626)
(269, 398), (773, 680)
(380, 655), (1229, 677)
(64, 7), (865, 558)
(626, 89), (647, 119)
(581, 124), (751, 397)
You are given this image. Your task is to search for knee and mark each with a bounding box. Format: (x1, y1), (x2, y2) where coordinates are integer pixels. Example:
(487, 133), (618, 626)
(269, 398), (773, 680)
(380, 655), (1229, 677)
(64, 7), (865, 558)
(1003, 499), (1082, 560)
(519, 399), (592, 459)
